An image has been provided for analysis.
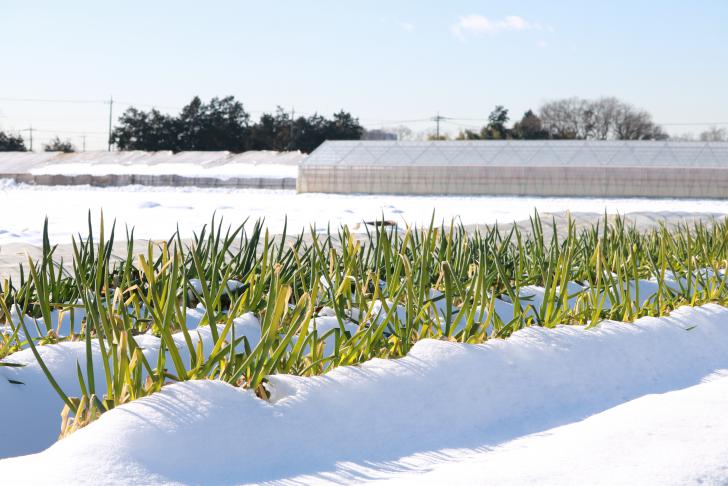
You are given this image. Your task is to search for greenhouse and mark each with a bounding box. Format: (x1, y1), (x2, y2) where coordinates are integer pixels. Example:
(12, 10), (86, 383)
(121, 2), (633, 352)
(0, 150), (302, 189)
(297, 140), (728, 198)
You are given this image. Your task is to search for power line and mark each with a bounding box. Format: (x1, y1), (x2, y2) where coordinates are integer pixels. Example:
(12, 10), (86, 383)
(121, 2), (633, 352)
(658, 122), (728, 126)
(360, 118), (432, 125)
(114, 100), (183, 111)
(0, 96), (107, 104)
(443, 120), (482, 130)
(364, 116), (728, 128)
(14, 127), (108, 135)
(0, 96), (322, 119)
(4, 96), (728, 146)
(0, 96), (185, 112)
(2, 97), (727, 126)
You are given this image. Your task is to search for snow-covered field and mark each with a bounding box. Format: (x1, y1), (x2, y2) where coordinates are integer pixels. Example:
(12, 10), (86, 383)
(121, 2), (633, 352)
(1, 304), (727, 485)
(2, 181), (728, 484)
(3, 180), (728, 246)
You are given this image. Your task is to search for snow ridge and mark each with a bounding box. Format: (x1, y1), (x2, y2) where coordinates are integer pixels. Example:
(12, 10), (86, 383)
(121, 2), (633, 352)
(1, 304), (727, 485)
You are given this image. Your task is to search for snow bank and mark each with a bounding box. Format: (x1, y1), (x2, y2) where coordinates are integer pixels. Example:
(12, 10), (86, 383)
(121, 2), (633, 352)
(0, 311), (260, 459)
(374, 373), (728, 486)
(3, 303), (86, 340)
(1, 304), (727, 484)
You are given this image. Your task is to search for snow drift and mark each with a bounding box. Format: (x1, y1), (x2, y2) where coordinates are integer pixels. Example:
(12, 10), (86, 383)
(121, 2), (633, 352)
(374, 373), (728, 486)
(1, 304), (727, 485)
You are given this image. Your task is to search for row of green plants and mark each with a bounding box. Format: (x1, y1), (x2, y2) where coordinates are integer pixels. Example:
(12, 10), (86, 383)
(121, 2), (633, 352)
(1, 212), (727, 436)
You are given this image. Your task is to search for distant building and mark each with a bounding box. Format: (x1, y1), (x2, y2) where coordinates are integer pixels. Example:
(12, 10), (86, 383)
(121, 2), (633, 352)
(361, 129), (398, 141)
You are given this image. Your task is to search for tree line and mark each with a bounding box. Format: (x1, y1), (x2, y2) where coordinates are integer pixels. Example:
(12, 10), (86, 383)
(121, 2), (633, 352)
(0, 132), (76, 152)
(452, 97), (670, 141)
(1, 95), (726, 152)
(110, 96), (363, 153)
(0, 96), (364, 153)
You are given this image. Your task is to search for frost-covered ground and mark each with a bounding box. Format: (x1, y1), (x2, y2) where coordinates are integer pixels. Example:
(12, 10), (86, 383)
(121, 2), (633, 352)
(3, 180), (728, 246)
(1, 304), (728, 485)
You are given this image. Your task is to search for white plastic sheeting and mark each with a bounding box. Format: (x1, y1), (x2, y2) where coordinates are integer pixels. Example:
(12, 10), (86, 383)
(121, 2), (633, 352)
(0, 150), (304, 179)
(298, 141), (728, 197)
(302, 140), (728, 168)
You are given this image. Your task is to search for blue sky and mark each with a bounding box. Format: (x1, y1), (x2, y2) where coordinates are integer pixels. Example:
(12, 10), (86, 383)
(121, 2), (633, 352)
(1, 0), (727, 149)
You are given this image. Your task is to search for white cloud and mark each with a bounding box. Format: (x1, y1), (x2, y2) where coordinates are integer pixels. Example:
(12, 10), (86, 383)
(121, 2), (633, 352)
(537, 40), (548, 49)
(400, 21), (415, 32)
(452, 14), (540, 40)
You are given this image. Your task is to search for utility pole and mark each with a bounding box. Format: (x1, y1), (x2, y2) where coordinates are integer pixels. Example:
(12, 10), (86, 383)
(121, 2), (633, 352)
(82, 135), (86, 152)
(20, 126), (35, 151)
(24, 125), (34, 151)
(107, 95), (113, 151)
(432, 112), (446, 140)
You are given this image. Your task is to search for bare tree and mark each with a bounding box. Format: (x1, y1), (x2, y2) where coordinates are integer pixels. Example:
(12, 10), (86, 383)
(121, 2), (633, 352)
(384, 125), (414, 141)
(670, 132), (697, 141)
(614, 107), (656, 140)
(539, 98), (582, 139)
(699, 126), (728, 142)
(591, 97), (621, 140)
(539, 97), (666, 140)
(361, 129), (397, 141)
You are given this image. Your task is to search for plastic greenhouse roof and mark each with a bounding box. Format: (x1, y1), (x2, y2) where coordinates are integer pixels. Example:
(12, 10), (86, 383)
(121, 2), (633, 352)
(0, 150), (305, 174)
(302, 140), (728, 168)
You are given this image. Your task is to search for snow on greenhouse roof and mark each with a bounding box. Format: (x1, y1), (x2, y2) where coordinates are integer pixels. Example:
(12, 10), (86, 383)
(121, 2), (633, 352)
(0, 150), (304, 178)
(303, 140), (728, 168)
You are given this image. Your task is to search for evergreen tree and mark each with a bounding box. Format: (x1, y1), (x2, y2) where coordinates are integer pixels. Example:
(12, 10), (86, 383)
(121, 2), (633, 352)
(0, 131), (26, 151)
(110, 96), (363, 153)
(511, 110), (549, 139)
(43, 136), (76, 152)
(481, 105), (510, 139)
